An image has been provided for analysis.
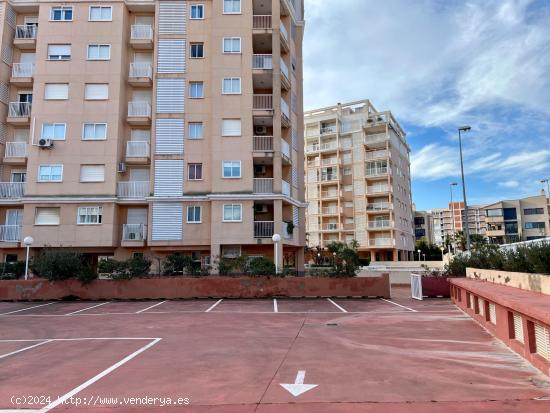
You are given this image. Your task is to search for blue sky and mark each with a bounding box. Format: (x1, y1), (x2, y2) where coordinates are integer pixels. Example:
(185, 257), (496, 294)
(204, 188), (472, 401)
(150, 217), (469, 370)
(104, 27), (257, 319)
(303, 0), (550, 210)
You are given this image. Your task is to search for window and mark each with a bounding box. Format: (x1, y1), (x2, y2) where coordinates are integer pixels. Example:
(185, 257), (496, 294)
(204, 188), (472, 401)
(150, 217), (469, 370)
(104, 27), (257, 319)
(77, 207), (102, 224)
(525, 222), (545, 230)
(524, 208), (544, 215)
(80, 165), (105, 182)
(50, 6), (72, 21)
(223, 37), (241, 53)
(35, 207), (60, 225)
(38, 165), (63, 182)
(223, 0), (241, 14)
(222, 119), (241, 136)
(344, 168), (352, 175)
(222, 161), (241, 178)
(85, 84), (109, 100)
(503, 208), (517, 220)
(188, 163), (203, 180)
(41, 123), (66, 141)
(48, 44), (71, 60)
(44, 84), (69, 100)
(190, 4), (204, 19)
(89, 6), (112, 21)
(223, 204), (242, 222)
(188, 122), (203, 139)
(189, 82), (204, 98)
(222, 77), (241, 94)
(87, 44), (111, 60)
(187, 206), (202, 223)
(190, 43), (204, 58)
(486, 208), (503, 217)
(82, 123), (107, 140)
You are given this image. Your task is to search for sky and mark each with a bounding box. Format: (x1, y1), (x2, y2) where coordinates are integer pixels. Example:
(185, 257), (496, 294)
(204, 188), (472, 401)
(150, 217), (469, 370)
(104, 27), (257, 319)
(302, 0), (550, 210)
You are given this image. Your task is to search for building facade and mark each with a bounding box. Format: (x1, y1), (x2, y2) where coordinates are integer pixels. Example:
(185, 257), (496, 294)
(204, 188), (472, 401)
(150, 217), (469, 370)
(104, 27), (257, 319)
(0, 0), (306, 271)
(414, 210), (434, 243)
(431, 202), (486, 246)
(304, 99), (414, 262)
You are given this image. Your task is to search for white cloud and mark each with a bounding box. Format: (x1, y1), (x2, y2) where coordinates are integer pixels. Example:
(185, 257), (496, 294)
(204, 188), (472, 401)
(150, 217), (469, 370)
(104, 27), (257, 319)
(498, 180), (520, 188)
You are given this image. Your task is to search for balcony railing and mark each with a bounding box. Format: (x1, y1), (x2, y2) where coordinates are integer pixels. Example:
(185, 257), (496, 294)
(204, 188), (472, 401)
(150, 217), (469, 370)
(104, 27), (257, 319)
(129, 62), (152, 78)
(280, 59), (290, 80)
(322, 223), (341, 231)
(322, 206), (340, 214)
(282, 180), (291, 196)
(281, 139), (291, 159)
(364, 133), (389, 146)
(253, 15), (272, 29)
(253, 178), (273, 194)
(367, 202), (392, 211)
(306, 144), (319, 153)
(126, 141), (150, 157)
(254, 221), (274, 238)
(122, 224), (146, 241)
(320, 173), (338, 182)
(131, 25), (153, 40)
(365, 149), (389, 161)
(320, 142), (338, 151)
(117, 181), (149, 198)
(321, 190), (339, 198)
(12, 63), (34, 78)
(253, 54), (273, 69)
(128, 101), (151, 117)
(368, 220), (392, 229)
(365, 167), (389, 176)
(0, 182), (25, 199)
(369, 238), (393, 247)
(0, 225), (21, 242)
(320, 125), (337, 134)
(280, 23), (289, 42)
(5, 142), (27, 158)
(281, 98), (290, 119)
(253, 94), (273, 110)
(253, 135), (273, 151)
(8, 102), (31, 118)
(321, 158), (338, 166)
(15, 25), (37, 40)
(367, 184), (390, 194)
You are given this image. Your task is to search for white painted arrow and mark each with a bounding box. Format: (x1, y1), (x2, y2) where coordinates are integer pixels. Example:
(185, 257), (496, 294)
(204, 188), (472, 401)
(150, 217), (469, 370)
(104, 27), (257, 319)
(280, 370), (318, 397)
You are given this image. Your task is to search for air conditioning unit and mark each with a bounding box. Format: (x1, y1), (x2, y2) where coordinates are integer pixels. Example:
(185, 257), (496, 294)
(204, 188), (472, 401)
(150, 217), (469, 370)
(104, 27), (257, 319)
(117, 162), (127, 173)
(254, 126), (267, 135)
(38, 138), (53, 149)
(254, 165), (267, 175)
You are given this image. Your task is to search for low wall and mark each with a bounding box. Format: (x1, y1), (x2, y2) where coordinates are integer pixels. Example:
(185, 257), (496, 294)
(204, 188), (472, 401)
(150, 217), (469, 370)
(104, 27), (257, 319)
(466, 268), (550, 295)
(0, 274), (391, 301)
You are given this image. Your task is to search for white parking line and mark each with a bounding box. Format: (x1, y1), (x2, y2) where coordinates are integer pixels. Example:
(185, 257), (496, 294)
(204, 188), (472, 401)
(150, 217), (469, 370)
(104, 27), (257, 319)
(327, 298), (348, 313)
(135, 300), (168, 314)
(0, 302), (55, 316)
(0, 340), (53, 360)
(380, 298), (418, 312)
(65, 302), (111, 315)
(273, 299), (278, 313)
(205, 299), (223, 312)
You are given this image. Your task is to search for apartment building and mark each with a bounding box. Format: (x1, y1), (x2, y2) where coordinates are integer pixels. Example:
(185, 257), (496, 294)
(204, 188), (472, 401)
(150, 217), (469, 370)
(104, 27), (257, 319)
(304, 100), (414, 262)
(414, 210), (434, 243)
(0, 0), (306, 272)
(484, 193), (550, 244)
(431, 202), (486, 246)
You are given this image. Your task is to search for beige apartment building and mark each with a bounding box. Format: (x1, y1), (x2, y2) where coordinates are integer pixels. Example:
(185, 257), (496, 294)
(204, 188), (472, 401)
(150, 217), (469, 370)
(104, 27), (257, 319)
(0, 0), (306, 272)
(414, 210), (434, 243)
(431, 202), (486, 246)
(304, 100), (414, 262)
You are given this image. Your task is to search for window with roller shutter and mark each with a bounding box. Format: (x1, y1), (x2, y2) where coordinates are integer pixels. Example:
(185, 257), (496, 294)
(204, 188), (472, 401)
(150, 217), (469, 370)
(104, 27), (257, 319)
(155, 118), (184, 154)
(157, 39), (186, 73)
(159, 2), (187, 34)
(156, 78), (185, 113)
(152, 203), (182, 240)
(154, 159), (183, 196)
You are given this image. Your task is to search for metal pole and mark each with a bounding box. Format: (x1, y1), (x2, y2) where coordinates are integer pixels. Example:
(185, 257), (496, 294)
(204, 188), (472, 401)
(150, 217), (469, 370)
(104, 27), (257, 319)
(24, 244), (30, 280)
(274, 243), (279, 274)
(450, 185), (455, 236)
(458, 129), (470, 250)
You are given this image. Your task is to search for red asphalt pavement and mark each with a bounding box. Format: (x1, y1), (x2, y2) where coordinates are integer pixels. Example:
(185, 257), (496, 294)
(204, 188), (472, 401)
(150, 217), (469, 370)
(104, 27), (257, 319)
(0, 290), (548, 412)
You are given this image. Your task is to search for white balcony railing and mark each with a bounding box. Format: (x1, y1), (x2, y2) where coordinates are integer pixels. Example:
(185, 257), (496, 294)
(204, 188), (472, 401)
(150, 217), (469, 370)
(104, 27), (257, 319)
(8, 102), (31, 118)
(366, 167), (389, 176)
(253, 54), (273, 69)
(282, 180), (291, 196)
(322, 206), (340, 214)
(117, 181), (149, 198)
(253, 15), (272, 29)
(253, 94), (273, 110)
(253, 135), (273, 151)
(280, 23), (289, 42)
(0, 225), (21, 242)
(320, 125), (337, 134)
(128, 101), (151, 117)
(322, 223), (341, 231)
(12, 63), (34, 78)
(320, 142), (338, 151)
(254, 221), (274, 238)
(280, 59), (290, 80)
(306, 144), (319, 153)
(365, 149), (389, 161)
(368, 220), (392, 229)
(253, 178), (273, 194)
(122, 224), (146, 241)
(15, 25), (37, 40)
(5, 142), (27, 158)
(321, 190), (339, 198)
(367, 184), (390, 194)
(281, 99), (290, 119)
(321, 158), (338, 166)
(367, 202), (392, 211)
(0, 182), (25, 199)
(281, 139), (291, 159)
(320, 173), (338, 182)
(369, 238), (394, 247)
(129, 62), (152, 78)
(126, 141), (150, 157)
(131, 25), (153, 40)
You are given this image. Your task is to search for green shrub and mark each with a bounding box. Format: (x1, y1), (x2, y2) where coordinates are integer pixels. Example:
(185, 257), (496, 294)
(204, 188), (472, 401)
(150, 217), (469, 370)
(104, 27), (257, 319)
(1, 261), (26, 278)
(282, 266), (297, 277)
(524, 243), (550, 274)
(98, 258), (126, 275)
(162, 253), (200, 276)
(98, 256), (151, 279)
(326, 241), (360, 277)
(248, 256), (276, 276)
(31, 250), (93, 281)
(306, 267), (333, 277)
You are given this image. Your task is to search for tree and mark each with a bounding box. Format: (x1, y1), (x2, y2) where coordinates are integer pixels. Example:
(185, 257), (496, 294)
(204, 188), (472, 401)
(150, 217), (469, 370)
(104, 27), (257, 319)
(415, 240), (443, 261)
(326, 241), (360, 277)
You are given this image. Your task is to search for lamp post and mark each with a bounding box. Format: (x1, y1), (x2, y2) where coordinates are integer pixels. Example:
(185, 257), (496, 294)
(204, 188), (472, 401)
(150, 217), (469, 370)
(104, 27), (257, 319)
(449, 182), (458, 253)
(23, 236), (34, 280)
(440, 246), (445, 261)
(458, 126), (471, 250)
(272, 233), (281, 274)
(542, 179), (549, 197)
(417, 249), (421, 262)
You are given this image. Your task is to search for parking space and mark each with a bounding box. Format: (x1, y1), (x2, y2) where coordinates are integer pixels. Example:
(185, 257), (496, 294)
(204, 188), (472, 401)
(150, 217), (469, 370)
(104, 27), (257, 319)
(212, 299), (274, 313)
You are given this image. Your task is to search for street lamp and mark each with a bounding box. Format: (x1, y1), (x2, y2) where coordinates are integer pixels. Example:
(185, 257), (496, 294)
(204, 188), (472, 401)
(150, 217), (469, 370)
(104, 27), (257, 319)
(272, 233), (281, 274)
(458, 126), (471, 250)
(440, 246), (445, 261)
(541, 179), (549, 197)
(417, 249), (421, 261)
(23, 236), (33, 280)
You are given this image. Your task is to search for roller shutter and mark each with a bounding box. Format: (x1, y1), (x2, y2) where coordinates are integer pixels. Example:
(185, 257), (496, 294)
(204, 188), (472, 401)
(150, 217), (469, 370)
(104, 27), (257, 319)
(152, 203), (182, 240)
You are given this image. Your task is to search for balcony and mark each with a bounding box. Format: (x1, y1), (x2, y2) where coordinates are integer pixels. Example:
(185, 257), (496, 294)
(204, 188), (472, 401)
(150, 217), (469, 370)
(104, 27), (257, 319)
(253, 94), (273, 112)
(365, 167), (389, 177)
(364, 133), (389, 148)
(320, 172), (339, 182)
(322, 223), (341, 231)
(365, 149), (389, 161)
(320, 125), (337, 135)
(127, 101), (151, 125)
(253, 178), (273, 194)
(280, 23), (290, 53)
(253, 54), (273, 70)
(367, 202), (392, 212)
(254, 221), (274, 238)
(14, 25), (37, 49)
(282, 180), (291, 197)
(122, 224), (147, 247)
(128, 63), (152, 87)
(320, 142), (338, 153)
(368, 220), (392, 229)
(306, 144), (319, 153)
(11, 63), (34, 86)
(321, 190), (340, 199)
(280, 59), (290, 90)
(322, 206), (342, 215)
(3, 142), (27, 165)
(7, 102), (31, 125)
(368, 238), (394, 247)
(125, 141), (150, 164)
(367, 184), (391, 195)
(253, 15), (272, 30)
(130, 25), (153, 49)
(281, 139), (291, 164)
(281, 99), (291, 128)
(321, 157), (339, 166)
(253, 135), (273, 152)
(0, 182), (25, 199)
(117, 181), (149, 199)
(0, 225), (21, 243)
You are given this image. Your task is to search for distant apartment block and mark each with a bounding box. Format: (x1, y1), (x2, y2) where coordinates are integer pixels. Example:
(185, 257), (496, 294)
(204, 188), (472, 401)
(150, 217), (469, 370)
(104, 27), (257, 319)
(0, 0), (307, 271)
(304, 99), (414, 262)
(414, 210), (434, 243)
(431, 202), (486, 245)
